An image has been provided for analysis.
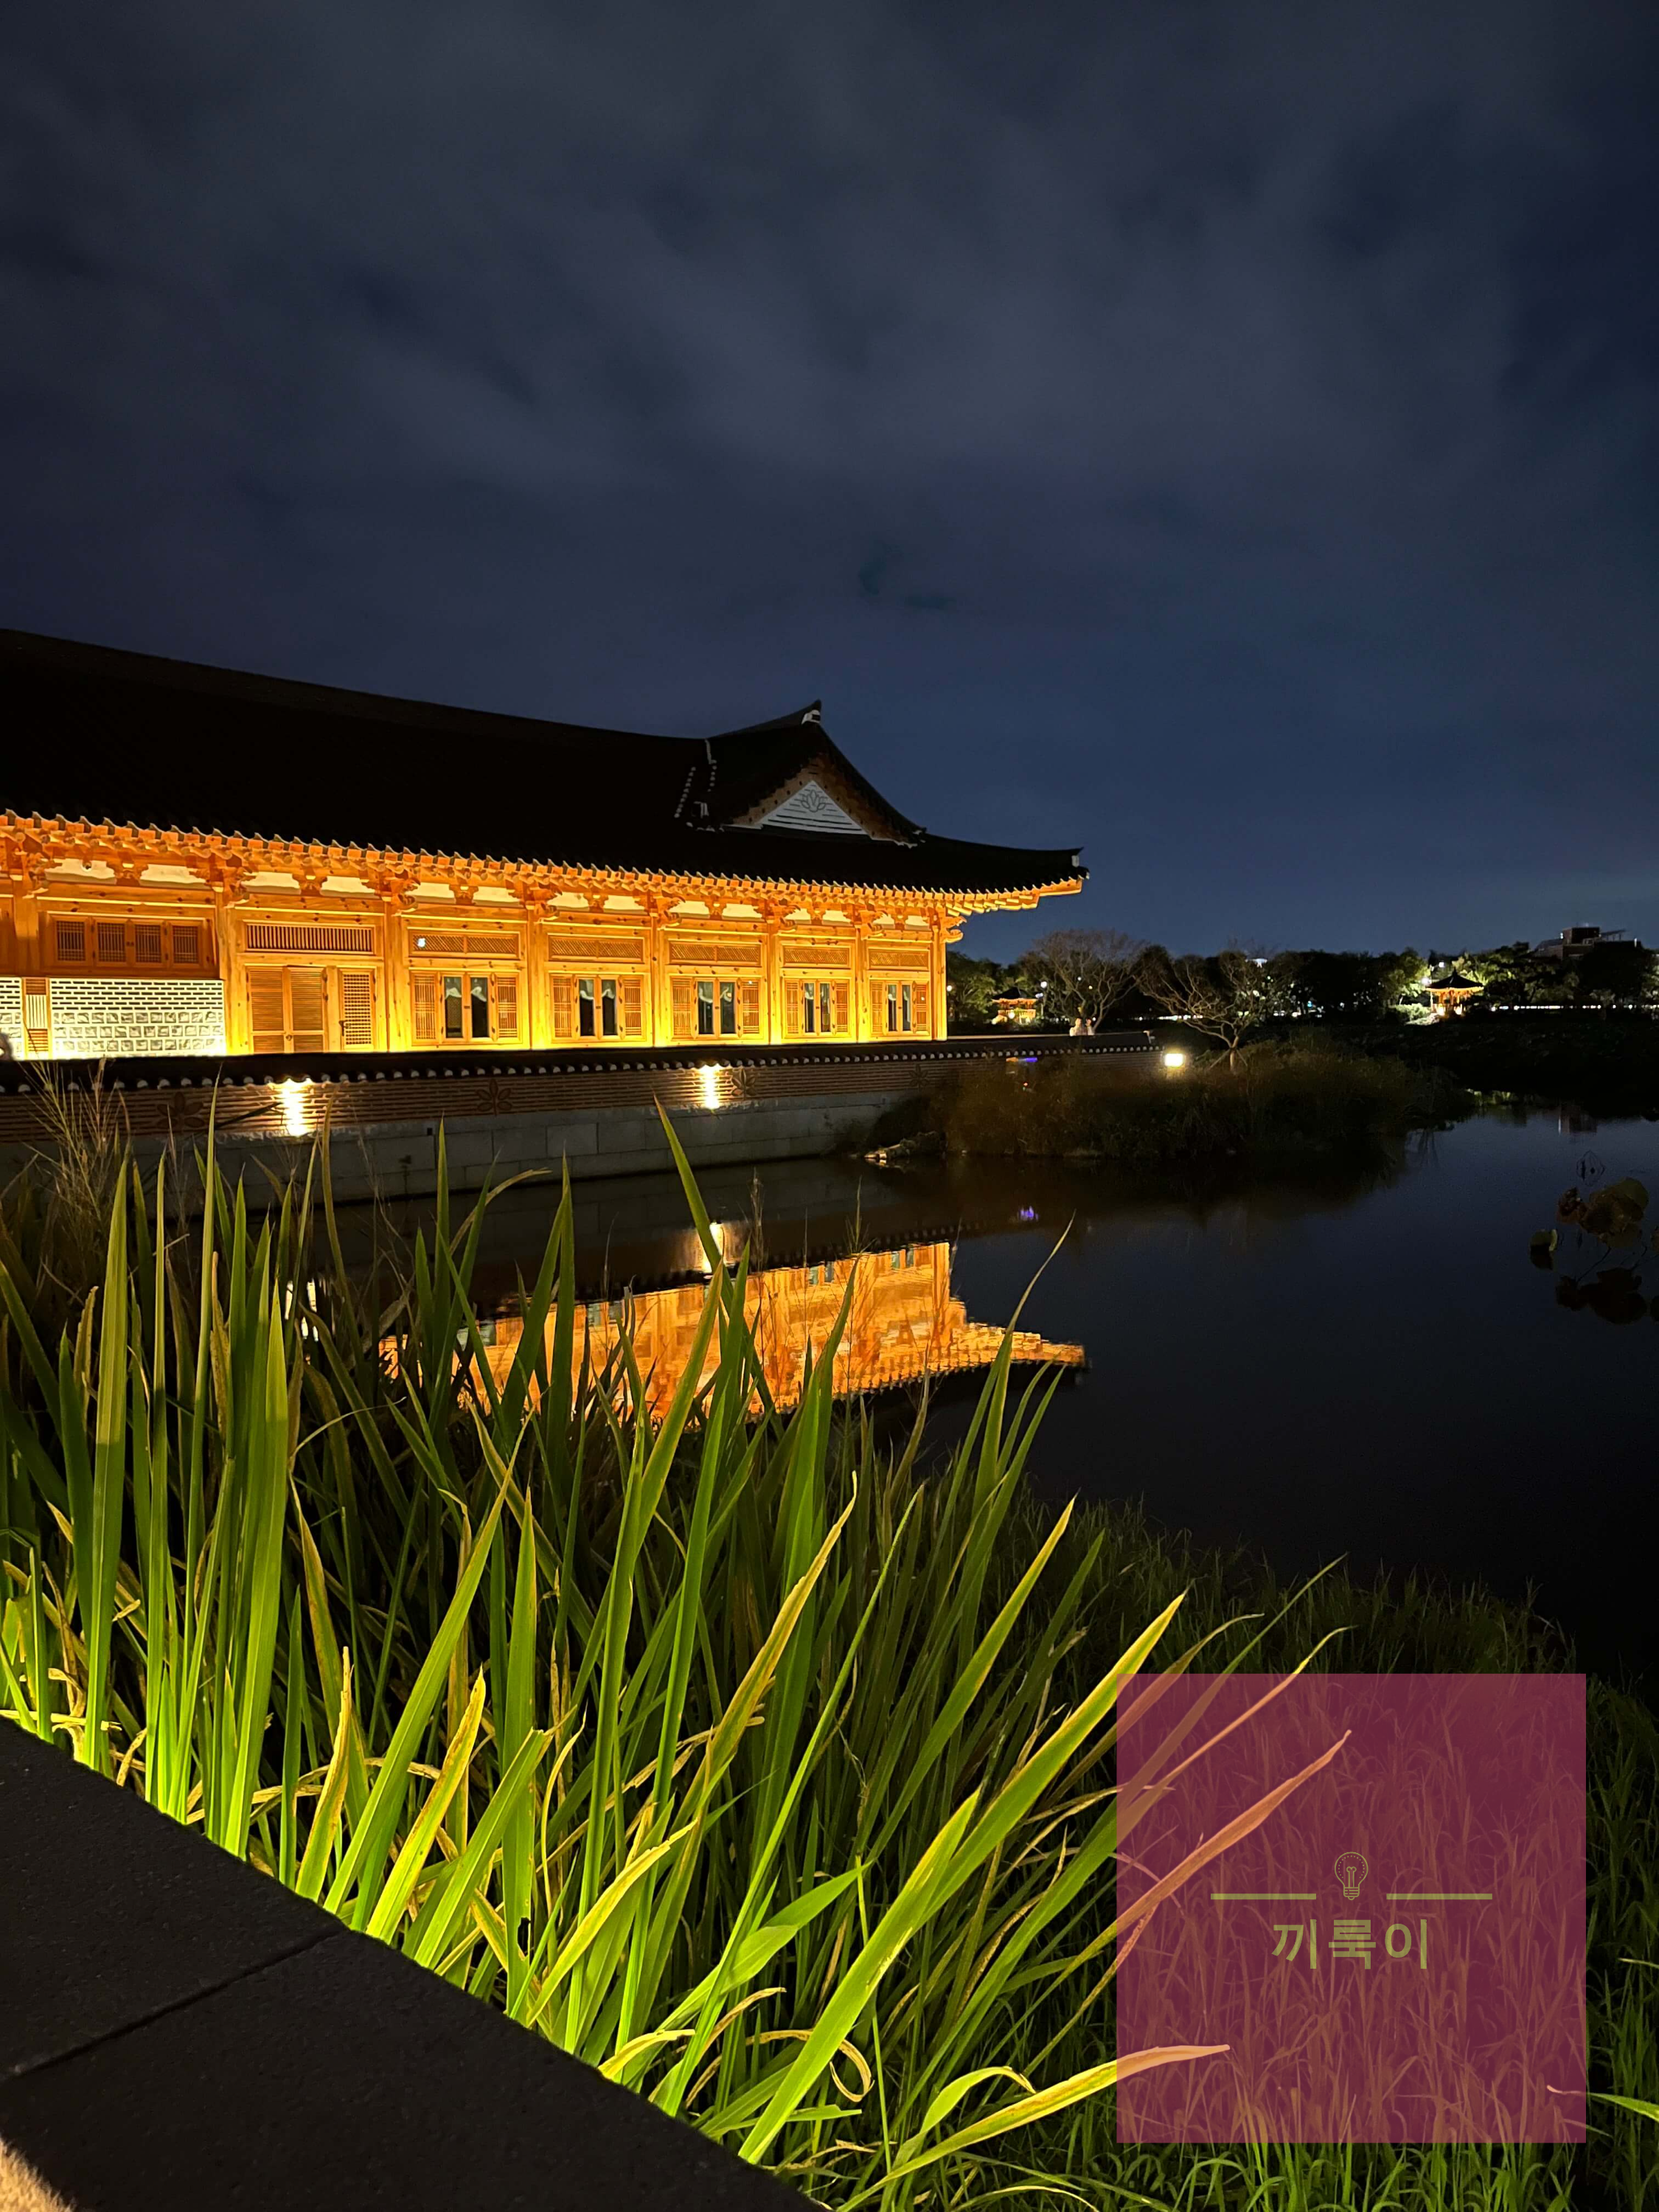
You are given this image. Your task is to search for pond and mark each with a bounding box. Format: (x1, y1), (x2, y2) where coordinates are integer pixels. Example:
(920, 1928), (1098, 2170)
(372, 1105), (1659, 1688)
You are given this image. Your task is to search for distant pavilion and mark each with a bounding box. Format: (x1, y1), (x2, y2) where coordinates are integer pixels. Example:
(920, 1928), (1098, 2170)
(1427, 969), (1484, 1020)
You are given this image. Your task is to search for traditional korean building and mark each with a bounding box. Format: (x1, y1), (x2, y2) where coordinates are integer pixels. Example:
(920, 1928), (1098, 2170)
(0, 629), (1083, 1062)
(1426, 968), (1484, 1020)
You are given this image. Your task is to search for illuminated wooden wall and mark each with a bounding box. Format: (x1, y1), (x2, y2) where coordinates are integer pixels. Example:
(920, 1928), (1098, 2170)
(0, 818), (1078, 1059)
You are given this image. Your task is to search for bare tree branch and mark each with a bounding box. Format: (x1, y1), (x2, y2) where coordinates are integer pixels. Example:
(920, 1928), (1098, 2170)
(1141, 943), (1277, 1059)
(1024, 928), (1147, 1032)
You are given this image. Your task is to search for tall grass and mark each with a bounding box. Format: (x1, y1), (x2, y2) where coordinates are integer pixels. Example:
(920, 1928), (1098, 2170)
(933, 1040), (1467, 1165)
(0, 1114), (1347, 2205)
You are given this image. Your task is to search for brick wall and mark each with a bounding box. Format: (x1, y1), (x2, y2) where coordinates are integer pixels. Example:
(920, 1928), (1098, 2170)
(47, 978), (227, 1059)
(0, 978), (21, 1058)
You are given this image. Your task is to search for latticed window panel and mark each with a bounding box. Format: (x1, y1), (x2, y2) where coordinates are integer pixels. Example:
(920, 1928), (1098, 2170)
(52, 916), (215, 971)
(246, 921), (377, 955)
(670, 974), (762, 1040)
(552, 973), (647, 1041)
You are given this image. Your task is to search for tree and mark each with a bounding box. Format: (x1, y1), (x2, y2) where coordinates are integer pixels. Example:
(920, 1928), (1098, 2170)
(1261, 949), (1425, 1021)
(945, 952), (1007, 1031)
(1572, 940), (1656, 1009)
(1467, 942), (1556, 1005)
(1023, 928), (1146, 1033)
(1141, 944), (1277, 1059)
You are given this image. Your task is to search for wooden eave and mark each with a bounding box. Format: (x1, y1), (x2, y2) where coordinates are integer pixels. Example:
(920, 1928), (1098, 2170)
(2, 813), (1081, 914)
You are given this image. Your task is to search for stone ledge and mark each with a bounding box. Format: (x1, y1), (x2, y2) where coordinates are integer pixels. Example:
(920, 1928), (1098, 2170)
(0, 1722), (802, 2212)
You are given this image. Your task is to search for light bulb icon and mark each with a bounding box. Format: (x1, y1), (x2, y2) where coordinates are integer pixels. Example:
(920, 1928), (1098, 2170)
(1335, 1851), (1368, 1900)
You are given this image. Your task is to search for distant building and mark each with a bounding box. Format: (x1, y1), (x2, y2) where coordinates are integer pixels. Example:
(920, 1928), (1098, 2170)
(991, 995), (1042, 1026)
(1427, 969), (1484, 1020)
(1531, 925), (1636, 961)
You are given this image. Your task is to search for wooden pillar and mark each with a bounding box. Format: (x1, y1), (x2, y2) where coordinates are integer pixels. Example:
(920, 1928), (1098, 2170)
(930, 909), (949, 1040)
(762, 900), (785, 1044)
(207, 860), (246, 1054)
(10, 874), (43, 978)
(7, 858), (44, 1057)
(524, 889), (551, 1048)
(852, 911), (872, 1042)
(644, 897), (669, 1046)
(378, 873), (414, 1052)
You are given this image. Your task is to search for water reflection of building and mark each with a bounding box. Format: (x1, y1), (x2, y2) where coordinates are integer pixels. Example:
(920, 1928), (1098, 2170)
(473, 1241), (1085, 1414)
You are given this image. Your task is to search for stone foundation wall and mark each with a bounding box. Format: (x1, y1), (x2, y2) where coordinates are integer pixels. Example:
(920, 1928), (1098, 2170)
(46, 978), (227, 1060)
(0, 1088), (919, 1208)
(174, 1089), (915, 1204)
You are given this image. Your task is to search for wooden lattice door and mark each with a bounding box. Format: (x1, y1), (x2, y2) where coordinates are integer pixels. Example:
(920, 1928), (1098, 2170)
(336, 970), (376, 1049)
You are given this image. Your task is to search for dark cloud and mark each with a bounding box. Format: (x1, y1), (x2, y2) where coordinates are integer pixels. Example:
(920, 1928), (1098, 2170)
(1, 0), (1657, 956)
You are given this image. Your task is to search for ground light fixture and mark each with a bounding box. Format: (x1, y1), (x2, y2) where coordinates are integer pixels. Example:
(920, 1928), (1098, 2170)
(278, 1077), (313, 1136)
(1161, 1049), (1189, 1070)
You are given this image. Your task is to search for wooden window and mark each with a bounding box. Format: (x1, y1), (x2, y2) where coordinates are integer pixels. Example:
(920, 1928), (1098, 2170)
(883, 982), (916, 1034)
(406, 929), (518, 960)
(247, 922), (376, 955)
(558, 973), (643, 1043)
(425, 970), (518, 1045)
(338, 970), (376, 1050)
(248, 967), (364, 1053)
(786, 975), (850, 1037)
(51, 917), (211, 971)
(543, 931), (646, 966)
(796, 980), (851, 1036)
(24, 981), (50, 1050)
(672, 975), (760, 1042)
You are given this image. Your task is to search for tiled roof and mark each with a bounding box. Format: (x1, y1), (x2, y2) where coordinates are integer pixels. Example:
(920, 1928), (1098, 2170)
(1, 629), (1084, 900)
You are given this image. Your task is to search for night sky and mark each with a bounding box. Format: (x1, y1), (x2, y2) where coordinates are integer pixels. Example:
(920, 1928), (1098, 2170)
(4, 4), (1656, 961)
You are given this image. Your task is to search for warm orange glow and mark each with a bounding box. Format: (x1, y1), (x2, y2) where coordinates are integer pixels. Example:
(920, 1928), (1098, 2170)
(447, 1240), (1085, 1417)
(1, 784), (1086, 1062)
(277, 1078), (313, 1136)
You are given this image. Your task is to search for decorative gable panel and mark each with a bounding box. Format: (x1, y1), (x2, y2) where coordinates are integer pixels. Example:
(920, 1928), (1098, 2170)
(748, 779), (870, 836)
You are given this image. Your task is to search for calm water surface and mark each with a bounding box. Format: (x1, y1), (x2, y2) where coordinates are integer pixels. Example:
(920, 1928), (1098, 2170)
(390, 1107), (1659, 1685)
